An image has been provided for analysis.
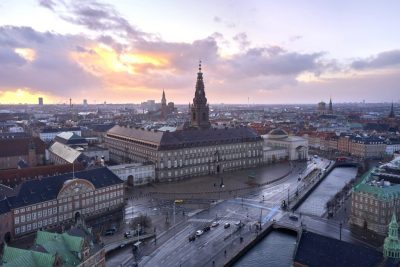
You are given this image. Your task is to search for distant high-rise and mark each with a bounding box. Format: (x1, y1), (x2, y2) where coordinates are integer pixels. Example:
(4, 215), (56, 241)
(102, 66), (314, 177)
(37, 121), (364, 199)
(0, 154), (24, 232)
(38, 97), (43, 106)
(317, 101), (326, 115)
(160, 89), (167, 119)
(389, 102), (396, 118)
(328, 97), (333, 114)
(190, 61), (210, 129)
(83, 99), (88, 106)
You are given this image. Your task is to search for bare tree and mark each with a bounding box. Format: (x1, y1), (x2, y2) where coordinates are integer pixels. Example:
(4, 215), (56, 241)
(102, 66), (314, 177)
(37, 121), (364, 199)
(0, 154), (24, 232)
(129, 215), (152, 230)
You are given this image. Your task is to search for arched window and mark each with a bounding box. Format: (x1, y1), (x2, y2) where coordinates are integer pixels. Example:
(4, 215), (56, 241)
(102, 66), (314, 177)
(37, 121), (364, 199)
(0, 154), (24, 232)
(193, 112), (196, 120)
(202, 112), (206, 121)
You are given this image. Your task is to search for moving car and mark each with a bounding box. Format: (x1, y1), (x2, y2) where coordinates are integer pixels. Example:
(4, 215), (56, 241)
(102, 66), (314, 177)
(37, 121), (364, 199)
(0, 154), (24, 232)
(211, 221), (219, 228)
(224, 223), (230, 229)
(289, 214), (299, 221)
(203, 226), (211, 232)
(195, 230), (204, 236)
(188, 235), (196, 242)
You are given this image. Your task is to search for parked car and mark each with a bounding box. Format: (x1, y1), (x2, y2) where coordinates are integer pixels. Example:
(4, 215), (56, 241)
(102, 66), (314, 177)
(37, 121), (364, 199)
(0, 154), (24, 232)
(203, 226), (211, 232)
(124, 231), (134, 238)
(211, 221), (219, 228)
(224, 223), (230, 229)
(188, 235), (196, 242)
(195, 230), (204, 236)
(105, 229), (115, 236)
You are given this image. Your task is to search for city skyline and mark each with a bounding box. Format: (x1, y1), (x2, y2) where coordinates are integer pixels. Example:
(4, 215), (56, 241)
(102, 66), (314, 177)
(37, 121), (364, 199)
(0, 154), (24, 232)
(1, 0), (400, 104)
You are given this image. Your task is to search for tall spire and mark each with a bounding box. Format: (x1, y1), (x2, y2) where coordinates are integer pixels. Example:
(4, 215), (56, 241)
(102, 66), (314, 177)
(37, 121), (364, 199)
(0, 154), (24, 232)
(190, 61), (210, 129)
(389, 102), (395, 118)
(160, 89), (167, 119)
(328, 97), (333, 114)
(161, 89), (166, 104)
(384, 209), (400, 258)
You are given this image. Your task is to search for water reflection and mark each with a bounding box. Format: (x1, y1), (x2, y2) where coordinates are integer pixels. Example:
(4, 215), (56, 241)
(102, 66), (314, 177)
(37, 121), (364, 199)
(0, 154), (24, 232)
(233, 231), (297, 267)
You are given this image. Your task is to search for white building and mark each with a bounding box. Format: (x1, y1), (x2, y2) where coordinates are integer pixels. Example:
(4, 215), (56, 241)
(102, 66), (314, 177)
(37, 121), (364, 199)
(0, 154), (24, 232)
(262, 129), (308, 161)
(39, 128), (82, 142)
(48, 142), (82, 164)
(262, 146), (288, 164)
(108, 163), (155, 186)
(386, 141), (400, 156)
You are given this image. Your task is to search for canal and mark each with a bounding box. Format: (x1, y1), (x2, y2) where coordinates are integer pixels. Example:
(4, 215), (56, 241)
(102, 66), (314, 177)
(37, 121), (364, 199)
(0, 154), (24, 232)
(233, 230), (297, 267)
(297, 167), (357, 217)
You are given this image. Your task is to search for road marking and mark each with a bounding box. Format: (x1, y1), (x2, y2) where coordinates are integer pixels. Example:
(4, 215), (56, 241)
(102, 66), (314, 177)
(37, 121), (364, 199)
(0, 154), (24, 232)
(228, 199), (273, 210)
(263, 206), (280, 223)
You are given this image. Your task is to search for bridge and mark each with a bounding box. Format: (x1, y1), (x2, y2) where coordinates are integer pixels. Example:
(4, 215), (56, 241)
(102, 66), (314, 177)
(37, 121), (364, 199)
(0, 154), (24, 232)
(334, 161), (362, 168)
(104, 233), (155, 254)
(334, 157), (363, 168)
(272, 221), (302, 234)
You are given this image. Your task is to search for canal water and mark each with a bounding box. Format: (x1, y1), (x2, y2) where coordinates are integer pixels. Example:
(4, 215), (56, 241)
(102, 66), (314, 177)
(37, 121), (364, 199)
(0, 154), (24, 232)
(233, 231), (297, 267)
(297, 167), (357, 217)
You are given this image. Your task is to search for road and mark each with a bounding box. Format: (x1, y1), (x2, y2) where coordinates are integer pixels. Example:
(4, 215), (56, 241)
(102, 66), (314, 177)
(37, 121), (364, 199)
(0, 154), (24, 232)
(105, 158), (331, 266)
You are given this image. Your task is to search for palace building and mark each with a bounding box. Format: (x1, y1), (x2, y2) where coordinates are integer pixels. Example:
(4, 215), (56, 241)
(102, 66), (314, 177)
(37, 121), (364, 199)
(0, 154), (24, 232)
(105, 62), (263, 181)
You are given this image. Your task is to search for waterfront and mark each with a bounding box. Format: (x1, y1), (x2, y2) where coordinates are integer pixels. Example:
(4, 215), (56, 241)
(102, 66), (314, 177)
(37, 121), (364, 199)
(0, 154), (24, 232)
(297, 167), (358, 217)
(233, 230), (297, 267)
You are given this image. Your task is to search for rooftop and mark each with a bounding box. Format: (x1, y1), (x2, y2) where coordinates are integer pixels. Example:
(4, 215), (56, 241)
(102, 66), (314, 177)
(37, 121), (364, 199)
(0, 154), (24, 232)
(294, 230), (382, 267)
(5, 167), (123, 209)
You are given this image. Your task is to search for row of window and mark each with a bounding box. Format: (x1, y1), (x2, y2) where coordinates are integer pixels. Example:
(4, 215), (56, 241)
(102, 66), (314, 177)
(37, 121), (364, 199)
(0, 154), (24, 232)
(15, 198), (124, 234)
(352, 210), (385, 223)
(160, 150), (261, 169)
(159, 159), (261, 178)
(160, 143), (261, 157)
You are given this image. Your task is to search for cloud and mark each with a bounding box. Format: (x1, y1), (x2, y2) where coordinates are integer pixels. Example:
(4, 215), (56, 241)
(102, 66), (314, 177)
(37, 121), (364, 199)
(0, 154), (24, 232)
(212, 15), (235, 28)
(0, 0), (381, 104)
(351, 50), (400, 69)
(0, 26), (100, 97)
(38, 0), (56, 10)
(213, 16), (221, 23)
(233, 32), (250, 50)
(39, 0), (150, 42)
(0, 47), (27, 65)
(227, 47), (324, 77)
(289, 35), (302, 42)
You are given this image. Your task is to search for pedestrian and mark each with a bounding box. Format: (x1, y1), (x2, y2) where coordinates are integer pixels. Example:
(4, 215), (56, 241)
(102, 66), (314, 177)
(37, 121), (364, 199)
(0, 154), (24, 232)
(224, 250), (227, 257)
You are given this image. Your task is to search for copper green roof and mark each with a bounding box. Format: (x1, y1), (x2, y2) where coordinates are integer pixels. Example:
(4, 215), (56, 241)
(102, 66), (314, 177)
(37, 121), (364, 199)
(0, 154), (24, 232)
(2, 245), (55, 267)
(35, 231), (83, 267)
(354, 168), (400, 201)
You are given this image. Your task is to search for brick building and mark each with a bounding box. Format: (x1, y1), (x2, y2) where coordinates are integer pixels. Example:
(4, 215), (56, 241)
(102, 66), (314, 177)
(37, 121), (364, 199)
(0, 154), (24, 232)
(0, 167), (124, 244)
(0, 135), (45, 170)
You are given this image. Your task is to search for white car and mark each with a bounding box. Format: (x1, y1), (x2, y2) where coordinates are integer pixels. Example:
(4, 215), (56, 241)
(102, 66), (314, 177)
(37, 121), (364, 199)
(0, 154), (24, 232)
(195, 230), (204, 236)
(211, 221), (219, 227)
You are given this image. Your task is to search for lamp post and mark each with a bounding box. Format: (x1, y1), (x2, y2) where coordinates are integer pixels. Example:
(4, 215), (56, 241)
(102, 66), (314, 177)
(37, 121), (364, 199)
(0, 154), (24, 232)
(173, 201), (176, 225)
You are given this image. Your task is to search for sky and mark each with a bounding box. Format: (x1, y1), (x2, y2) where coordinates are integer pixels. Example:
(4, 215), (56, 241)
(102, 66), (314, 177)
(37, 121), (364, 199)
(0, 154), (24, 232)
(0, 0), (400, 104)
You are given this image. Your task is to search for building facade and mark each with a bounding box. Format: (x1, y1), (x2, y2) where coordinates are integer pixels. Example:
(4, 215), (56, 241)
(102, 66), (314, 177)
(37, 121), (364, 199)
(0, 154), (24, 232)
(0, 167), (124, 243)
(105, 64), (263, 181)
(262, 129), (308, 161)
(350, 157), (400, 235)
(108, 163), (155, 186)
(349, 135), (386, 159)
(0, 135), (45, 170)
(39, 127), (82, 143)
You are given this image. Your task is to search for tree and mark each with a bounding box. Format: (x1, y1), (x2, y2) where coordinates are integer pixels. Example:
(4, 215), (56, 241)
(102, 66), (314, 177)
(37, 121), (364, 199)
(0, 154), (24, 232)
(129, 215), (152, 230)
